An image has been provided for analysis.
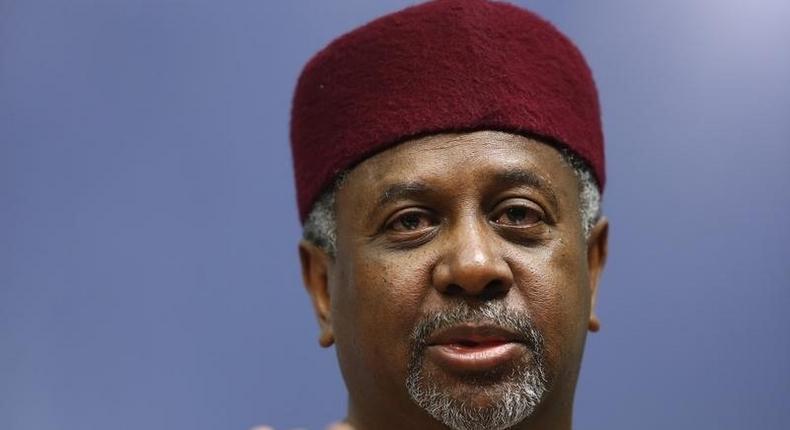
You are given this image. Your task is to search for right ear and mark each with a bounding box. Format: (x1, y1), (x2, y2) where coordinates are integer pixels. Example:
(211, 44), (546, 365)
(298, 240), (334, 347)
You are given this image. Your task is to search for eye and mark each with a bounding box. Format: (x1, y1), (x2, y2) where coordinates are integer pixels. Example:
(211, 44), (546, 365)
(387, 210), (435, 233)
(492, 201), (543, 227)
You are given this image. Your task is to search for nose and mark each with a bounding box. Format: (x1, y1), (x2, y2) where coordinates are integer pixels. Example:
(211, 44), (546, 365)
(432, 219), (514, 299)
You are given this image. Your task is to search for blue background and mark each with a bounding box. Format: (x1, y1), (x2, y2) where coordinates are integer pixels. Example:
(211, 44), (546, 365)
(2, 1), (789, 429)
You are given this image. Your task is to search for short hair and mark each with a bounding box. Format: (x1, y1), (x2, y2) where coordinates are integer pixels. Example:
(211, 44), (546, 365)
(303, 148), (601, 256)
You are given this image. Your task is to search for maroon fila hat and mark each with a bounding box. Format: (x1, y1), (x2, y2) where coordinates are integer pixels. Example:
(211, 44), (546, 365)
(290, 0), (605, 222)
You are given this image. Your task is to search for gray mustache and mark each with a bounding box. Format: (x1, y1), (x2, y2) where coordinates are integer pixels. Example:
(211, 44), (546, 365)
(409, 301), (545, 360)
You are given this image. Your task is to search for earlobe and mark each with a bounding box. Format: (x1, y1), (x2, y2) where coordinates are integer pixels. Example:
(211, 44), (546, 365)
(319, 330), (335, 347)
(588, 315), (601, 332)
(586, 217), (609, 333)
(298, 240), (335, 347)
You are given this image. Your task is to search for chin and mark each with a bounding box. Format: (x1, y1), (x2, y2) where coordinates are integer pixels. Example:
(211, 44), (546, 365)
(406, 356), (547, 430)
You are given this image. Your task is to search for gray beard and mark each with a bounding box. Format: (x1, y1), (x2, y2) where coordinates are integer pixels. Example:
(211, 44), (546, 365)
(405, 302), (548, 430)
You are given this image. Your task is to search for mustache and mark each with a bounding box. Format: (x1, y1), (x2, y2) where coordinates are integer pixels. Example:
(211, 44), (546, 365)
(409, 301), (545, 358)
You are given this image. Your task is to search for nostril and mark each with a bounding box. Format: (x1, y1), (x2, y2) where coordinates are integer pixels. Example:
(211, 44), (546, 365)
(480, 280), (509, 300)
(445, 284), (463, 295)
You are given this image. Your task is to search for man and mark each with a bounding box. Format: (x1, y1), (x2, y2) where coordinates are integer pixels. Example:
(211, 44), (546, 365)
(289, 1), (609, 429)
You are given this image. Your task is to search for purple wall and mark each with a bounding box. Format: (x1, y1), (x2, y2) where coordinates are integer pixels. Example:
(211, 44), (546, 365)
(2, 1), (789, 429)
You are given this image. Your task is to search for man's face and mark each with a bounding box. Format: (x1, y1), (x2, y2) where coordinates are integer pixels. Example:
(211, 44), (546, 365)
(300, 131), (607, 428)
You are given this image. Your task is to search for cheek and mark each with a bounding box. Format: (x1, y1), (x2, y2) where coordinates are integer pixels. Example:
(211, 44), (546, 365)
(512, 240), (590, 375)
(332, 251), (430, 382)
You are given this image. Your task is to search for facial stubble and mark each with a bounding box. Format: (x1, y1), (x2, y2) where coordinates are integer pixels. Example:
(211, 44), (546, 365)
(406, 302), (548, 430)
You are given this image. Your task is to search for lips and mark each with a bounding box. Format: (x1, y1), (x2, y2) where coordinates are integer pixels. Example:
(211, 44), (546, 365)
(424, 324), (529, 373)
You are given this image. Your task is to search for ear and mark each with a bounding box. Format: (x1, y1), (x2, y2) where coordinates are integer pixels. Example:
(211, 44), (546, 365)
(298, 240), (335, 347)
(586, 217), (609, 333)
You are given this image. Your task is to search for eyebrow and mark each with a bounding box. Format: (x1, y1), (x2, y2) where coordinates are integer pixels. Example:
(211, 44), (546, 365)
(374, 168), (559, 211)
(377, 182), (432, 207)
(492, 168), (560, 212)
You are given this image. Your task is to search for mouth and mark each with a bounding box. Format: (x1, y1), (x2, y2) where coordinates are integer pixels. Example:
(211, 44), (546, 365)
(424, 324), (529, 373)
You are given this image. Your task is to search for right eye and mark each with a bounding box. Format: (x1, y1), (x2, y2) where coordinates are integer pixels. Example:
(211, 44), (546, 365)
(387, 210), (434, 233)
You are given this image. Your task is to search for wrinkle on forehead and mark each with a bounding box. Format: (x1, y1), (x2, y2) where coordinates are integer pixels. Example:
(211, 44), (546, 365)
(359, 131), (547, 175)
(412, 131), (525, 154)
(344, 130), (573, 201)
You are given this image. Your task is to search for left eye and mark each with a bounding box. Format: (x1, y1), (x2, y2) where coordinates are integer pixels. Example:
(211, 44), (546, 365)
(493, 203), (543, 227)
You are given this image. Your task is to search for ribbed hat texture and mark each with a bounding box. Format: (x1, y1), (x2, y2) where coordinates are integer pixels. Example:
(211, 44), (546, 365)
(291, 0), (605, 222)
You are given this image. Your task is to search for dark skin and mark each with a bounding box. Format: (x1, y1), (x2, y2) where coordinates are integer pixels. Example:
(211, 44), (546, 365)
(299, 131), (608, 430)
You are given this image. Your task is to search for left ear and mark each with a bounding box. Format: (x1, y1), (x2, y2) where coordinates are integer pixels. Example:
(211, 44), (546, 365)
(586, 217), (609, 332)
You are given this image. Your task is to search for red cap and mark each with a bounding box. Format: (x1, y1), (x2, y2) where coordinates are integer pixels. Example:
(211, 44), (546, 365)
(291, 0), (605, 222)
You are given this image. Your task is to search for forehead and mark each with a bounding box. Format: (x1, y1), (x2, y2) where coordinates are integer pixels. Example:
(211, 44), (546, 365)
(343, 131), (577, 195)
